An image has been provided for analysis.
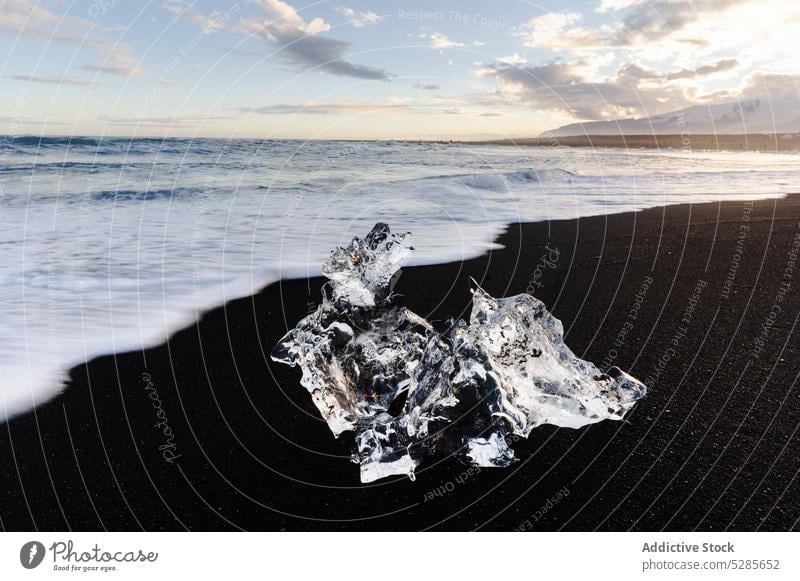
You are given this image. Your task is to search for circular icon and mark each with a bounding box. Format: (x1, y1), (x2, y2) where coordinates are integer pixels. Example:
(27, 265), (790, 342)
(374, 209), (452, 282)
(20, 541), (46, 569)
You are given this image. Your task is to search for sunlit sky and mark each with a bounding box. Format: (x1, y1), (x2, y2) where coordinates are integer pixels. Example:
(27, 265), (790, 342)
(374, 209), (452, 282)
(2, 0), (799, 139)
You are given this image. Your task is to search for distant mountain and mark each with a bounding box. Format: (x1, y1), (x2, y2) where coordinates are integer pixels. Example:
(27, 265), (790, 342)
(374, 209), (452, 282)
(542, 96), (800, 137)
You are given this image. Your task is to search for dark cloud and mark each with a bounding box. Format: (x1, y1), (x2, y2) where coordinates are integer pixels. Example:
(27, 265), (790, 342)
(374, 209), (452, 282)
(666, 58), (739, 79)
(81, 62), (143, 77)
(262, 26), (390, 80)
(483, 61), (582, 87)
(11, 75), (96, 86)
(617, 58), (739, 82)
(170, 0), (391, 81)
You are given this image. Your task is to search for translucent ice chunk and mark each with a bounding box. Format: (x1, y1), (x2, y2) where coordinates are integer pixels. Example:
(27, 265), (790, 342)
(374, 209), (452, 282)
(466, 283), (646, 433)
(272, 223), (646, 482)
(355, 414), (418, 483)
(321, 222), (412, 308)
(271, 298), (431, 436)
(466, 433), (516, 467)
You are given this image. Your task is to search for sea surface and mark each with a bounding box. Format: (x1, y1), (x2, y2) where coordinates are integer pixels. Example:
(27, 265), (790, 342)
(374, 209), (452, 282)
(1, 136), (798, 418)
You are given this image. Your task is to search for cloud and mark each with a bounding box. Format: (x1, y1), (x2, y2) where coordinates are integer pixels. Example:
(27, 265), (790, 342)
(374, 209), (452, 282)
(478, 52), (782, 123)
(0, 115), (69, 126)
(252, 26), (390, 79)
(666, 58), (739, 79)
(97, 114), (232, 127)
(611, 0), (746, 46)
(0, 0), (90, 38)
(428, 32), (465, 49)
(507, 0), (800, 123)
(520, 1), (753, 49)
(335, 7), (382, 28)
(242, 101), (423, 115)
(240, 100), (502, 117)
(413, 83), (440, 90)
(496, 54), (527, 66)
(478, 59), (696, 119)
(478, 50), (800, 123)
(617, 58), (739, 82)
(596, 0), (644, 13)
(0, 0), (145, 77)
(82, 51), (146, 77)
(168, 0), (391, 80)
(735, 72), (800, 101)
(11, 75), (96, 86)
(518, 12), (585, 49)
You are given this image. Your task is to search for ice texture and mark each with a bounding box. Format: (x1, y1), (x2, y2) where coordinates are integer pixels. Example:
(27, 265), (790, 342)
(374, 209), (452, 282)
(272, 223), (646, 482)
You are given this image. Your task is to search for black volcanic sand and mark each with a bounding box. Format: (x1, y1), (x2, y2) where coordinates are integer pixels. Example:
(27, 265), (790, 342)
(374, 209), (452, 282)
(2, 196), (800, 532)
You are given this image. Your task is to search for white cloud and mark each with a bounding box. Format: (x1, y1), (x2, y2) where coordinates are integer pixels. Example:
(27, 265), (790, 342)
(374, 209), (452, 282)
(335, 6), (382, 28)
(428, 32), (465, 49)
(596, 0), (644, 13)
(258, 0), (329, 33)
(496, 54), (527, 66)
(518, 12), (584, 49)
(519, 1), (792, 54)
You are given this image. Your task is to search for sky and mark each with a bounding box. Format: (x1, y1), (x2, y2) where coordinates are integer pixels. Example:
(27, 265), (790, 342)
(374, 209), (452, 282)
(1, 0), (799, 139)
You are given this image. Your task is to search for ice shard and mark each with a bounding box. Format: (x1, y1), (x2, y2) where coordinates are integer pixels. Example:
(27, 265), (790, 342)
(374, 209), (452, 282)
(272, 223), (646, 482)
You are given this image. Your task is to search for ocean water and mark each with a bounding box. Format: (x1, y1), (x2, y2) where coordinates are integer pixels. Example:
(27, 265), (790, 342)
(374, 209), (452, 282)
(1, 136), (798, 419)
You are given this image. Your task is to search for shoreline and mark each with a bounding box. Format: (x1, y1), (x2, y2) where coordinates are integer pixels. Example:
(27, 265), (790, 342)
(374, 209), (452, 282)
(471, 133), (800, 152)
(2, 194), (800, 531)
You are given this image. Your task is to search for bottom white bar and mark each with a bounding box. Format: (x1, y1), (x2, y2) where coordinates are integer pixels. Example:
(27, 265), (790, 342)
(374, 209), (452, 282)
(1, 532), (796, 580)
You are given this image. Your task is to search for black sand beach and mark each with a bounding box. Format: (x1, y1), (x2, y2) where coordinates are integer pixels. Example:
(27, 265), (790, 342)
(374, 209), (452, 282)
(2, 195), (800, 531)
